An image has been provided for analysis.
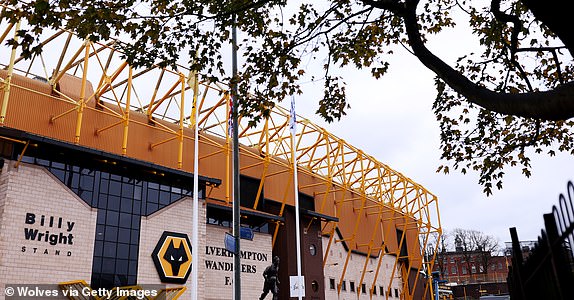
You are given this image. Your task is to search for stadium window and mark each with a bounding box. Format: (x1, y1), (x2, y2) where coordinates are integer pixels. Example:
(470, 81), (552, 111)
(329, 278), (336, 290)
(451, 266), (457, 274)
(34, 156), (202, 290)
(395, 288), (399, 298)
(361, 283), (367, 294)
(298, 192), (315, 211)
(379, 286), (384, 296)
(462, 266), (467, 274)
(341, 281), (346, 291)
(350, 281), (355, 293)
(396, 229), (408, 257)
(373, 286), (376, 295)
(240, 175), (262, 208)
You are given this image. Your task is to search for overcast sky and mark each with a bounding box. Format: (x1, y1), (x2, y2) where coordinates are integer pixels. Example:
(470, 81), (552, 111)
(3, 1), (572, 252)
(288, 12), (574, 250)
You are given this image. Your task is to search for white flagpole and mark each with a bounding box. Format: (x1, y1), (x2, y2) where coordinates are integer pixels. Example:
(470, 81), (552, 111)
(290, 97), (303, 300)
(190, 66), (200, 300)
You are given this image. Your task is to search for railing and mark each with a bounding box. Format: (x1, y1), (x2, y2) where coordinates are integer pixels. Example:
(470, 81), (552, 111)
(508, 181), (574, 300)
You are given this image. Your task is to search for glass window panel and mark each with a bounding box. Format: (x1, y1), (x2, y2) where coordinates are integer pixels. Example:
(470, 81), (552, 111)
(119, 213), (131, 228)
(120, 198), (132, 213)
(100, 178), (109, 194)
(110, 174), (121, 181)
(134, 186), (142, 200)
(118, 228), (131, 244)
(37, 158), (49, 166)
(51, 169), (66, 182)
(117, 244), (130, 259)
(127, 276), (137, 286)
(130, 229), (140, 245)
(80, 176), (94, 191)
(129, 260), (138, 275)
(170, 193), (181, 203)
(131, 215), (140, 230)
(52, 161), (65, 169)
(95, 227), (105, 241)
(122, 184), (134, 198)
(92, 257), (102, 273)
(132, 201), (141, 215)
(109, 180), (121, 195)
(97, 194), (107, 210)
(101, 258), (116, 273)
(129, 245), (139, 260)
(98, 274), (114, 289)
(104, 226), (118, 241)
(94, 240), (103, 256)
(19, 156), (33, 163)
(107, 195), (120, 211)
(79, 191), (93, 205)
(106, 211), (119, 226)
(147, 189), (159, 203)
(70, 172), (80, 189)
(148, 182), (159, 189)
(160, 184), (170, 191)
(103, 243), (116, 258)
(81, 167), (93, 175)
(115, 259), (129, 274)
(159, 191), (170, 205)
(259, 223), (269, 234)
(146, 203), (158, 215)
(97, 211), (106, 225)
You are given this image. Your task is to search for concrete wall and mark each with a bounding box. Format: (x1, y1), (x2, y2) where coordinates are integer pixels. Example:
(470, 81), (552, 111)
(138, 196), (206, 299)
(203, 225), (272, 300)
(323, 236), (403, 300)
(0, 161), (97, 299)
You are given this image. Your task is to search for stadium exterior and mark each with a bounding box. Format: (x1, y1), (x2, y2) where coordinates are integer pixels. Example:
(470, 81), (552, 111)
(0, 18), (441, 300)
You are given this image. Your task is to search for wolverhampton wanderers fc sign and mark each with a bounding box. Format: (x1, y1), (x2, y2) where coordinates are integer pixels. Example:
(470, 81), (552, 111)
(152, 231), (193, 283)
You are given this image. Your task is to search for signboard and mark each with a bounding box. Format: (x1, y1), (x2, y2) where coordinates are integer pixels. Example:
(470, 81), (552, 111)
(151, 231), (193, 284)
(289, 276), (305, 298)
(240, 227), (254, 240)
(224, 232), (236, 253)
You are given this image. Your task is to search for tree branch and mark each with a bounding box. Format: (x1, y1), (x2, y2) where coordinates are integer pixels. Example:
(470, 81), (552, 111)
(490, 0), (521, 57)
(520, 0), (574, 57)
(361, 0), (405, 14)
(399, 0), (574, 121)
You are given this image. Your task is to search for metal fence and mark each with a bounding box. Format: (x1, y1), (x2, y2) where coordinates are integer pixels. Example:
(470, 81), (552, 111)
(508, 181), (574, 300)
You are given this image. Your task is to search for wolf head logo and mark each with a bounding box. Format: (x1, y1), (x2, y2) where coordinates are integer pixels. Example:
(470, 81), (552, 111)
(163, 239), (189, 276)
(152, 232), (193, 283)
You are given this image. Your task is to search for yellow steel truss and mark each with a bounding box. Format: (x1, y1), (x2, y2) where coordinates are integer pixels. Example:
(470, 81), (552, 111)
(0, 16), (441, 300)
